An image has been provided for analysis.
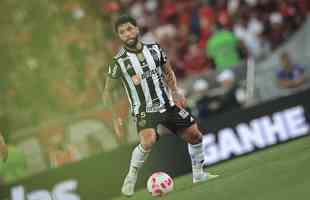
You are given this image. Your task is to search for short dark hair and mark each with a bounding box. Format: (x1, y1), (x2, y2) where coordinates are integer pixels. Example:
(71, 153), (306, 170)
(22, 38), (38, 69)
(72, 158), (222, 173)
(114, 15), (138, 32)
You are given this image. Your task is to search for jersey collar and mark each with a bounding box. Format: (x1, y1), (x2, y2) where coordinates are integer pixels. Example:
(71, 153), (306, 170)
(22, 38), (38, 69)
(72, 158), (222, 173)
(124, 41), (144, 53)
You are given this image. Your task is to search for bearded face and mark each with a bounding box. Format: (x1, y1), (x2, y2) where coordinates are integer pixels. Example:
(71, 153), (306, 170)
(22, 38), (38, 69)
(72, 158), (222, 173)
(117, 22), (139, 48)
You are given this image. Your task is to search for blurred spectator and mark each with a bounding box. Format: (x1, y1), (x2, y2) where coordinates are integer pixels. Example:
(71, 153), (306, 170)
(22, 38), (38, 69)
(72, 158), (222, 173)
(46, 129), (81, 168)
(276, 52), (305, 89)
(102, 1), (120, 13)
(0, 131), (8, 162)
(268, 12), (285, 49)
(196, 2), (215, 48)
(0, 142), (27, 183)
(233, 10), (269, 59)
(298, 0), (310, 16)
(191, 71), (242, 119)
(206, 24), (242, 87)
(182, 43), (209, 75)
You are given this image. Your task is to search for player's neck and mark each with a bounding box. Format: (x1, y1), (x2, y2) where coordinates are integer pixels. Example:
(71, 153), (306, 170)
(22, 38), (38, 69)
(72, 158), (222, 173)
(124, 41), (143, 53)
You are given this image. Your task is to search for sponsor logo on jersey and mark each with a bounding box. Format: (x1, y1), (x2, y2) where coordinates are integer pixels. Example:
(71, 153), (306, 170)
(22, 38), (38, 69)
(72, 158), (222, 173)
(141, 68), (159, 79)
(137, 53), (145, 62)
(131, 75), (141, 85)
(178, 109), (189, 119)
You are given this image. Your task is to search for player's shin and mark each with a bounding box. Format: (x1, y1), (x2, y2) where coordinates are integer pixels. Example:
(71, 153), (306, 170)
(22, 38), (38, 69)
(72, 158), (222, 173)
(128, 143), (150, 176)
(188, 142), (207, 182)
(122, 144), (150, 196)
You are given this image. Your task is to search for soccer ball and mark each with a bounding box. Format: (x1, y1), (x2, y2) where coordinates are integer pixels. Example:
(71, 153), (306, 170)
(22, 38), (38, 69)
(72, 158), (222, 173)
(147, 172), (174, 197)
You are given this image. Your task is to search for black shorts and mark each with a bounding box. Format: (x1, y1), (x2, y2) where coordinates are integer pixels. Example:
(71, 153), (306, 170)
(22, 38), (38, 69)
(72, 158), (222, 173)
(135, 105), (196, 135)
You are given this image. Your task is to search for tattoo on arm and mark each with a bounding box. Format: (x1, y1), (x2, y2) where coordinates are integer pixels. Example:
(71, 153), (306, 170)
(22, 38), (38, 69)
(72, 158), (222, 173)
(163, 63), (178, 93)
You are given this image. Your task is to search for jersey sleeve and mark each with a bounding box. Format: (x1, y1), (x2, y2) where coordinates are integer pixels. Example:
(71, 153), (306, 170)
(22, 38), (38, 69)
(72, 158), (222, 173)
(107, 59), (122, 79)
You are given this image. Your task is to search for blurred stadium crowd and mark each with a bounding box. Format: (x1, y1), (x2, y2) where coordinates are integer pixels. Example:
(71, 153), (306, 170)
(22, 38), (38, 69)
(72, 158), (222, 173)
(100, 0), (310, 118)
(101, 0), (309, 77)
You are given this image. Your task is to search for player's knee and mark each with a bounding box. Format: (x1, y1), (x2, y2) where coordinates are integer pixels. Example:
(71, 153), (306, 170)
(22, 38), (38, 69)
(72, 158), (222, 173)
(187, 131), (202, 145)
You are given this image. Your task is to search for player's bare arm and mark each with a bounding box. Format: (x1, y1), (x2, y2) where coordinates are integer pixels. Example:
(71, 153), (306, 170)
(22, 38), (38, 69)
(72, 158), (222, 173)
(101, 76), (118, 106)
(0, 132), (8, 162)
(162, 62), (186, 107)
(102, 77), (111, 100)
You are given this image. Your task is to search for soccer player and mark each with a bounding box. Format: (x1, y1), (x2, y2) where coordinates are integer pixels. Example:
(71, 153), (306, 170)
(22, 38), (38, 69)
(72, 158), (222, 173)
(102, 15), (218, 197)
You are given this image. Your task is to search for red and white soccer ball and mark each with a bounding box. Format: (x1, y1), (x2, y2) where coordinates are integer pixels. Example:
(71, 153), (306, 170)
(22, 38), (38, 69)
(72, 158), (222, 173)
(147, 172), (174, 197)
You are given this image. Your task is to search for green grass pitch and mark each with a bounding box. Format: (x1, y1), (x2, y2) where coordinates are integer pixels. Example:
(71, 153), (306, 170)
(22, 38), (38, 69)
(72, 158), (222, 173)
(111, 136), (310, 200)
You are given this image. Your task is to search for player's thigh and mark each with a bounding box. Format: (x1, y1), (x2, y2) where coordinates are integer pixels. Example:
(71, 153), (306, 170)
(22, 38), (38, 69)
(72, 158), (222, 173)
(135, 112), (160, 148)
(164, 105), (196, 134)
(138, 128), (157, 150)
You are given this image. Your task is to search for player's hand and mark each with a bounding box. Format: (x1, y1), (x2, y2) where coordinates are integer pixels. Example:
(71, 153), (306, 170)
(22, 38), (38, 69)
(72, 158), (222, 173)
(172, 90), (186, 108)
(0, 143), (8, 162)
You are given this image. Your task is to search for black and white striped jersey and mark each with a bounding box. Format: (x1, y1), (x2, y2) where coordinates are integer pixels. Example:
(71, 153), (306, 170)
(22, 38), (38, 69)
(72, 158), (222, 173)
(107, 41), (174, 116)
